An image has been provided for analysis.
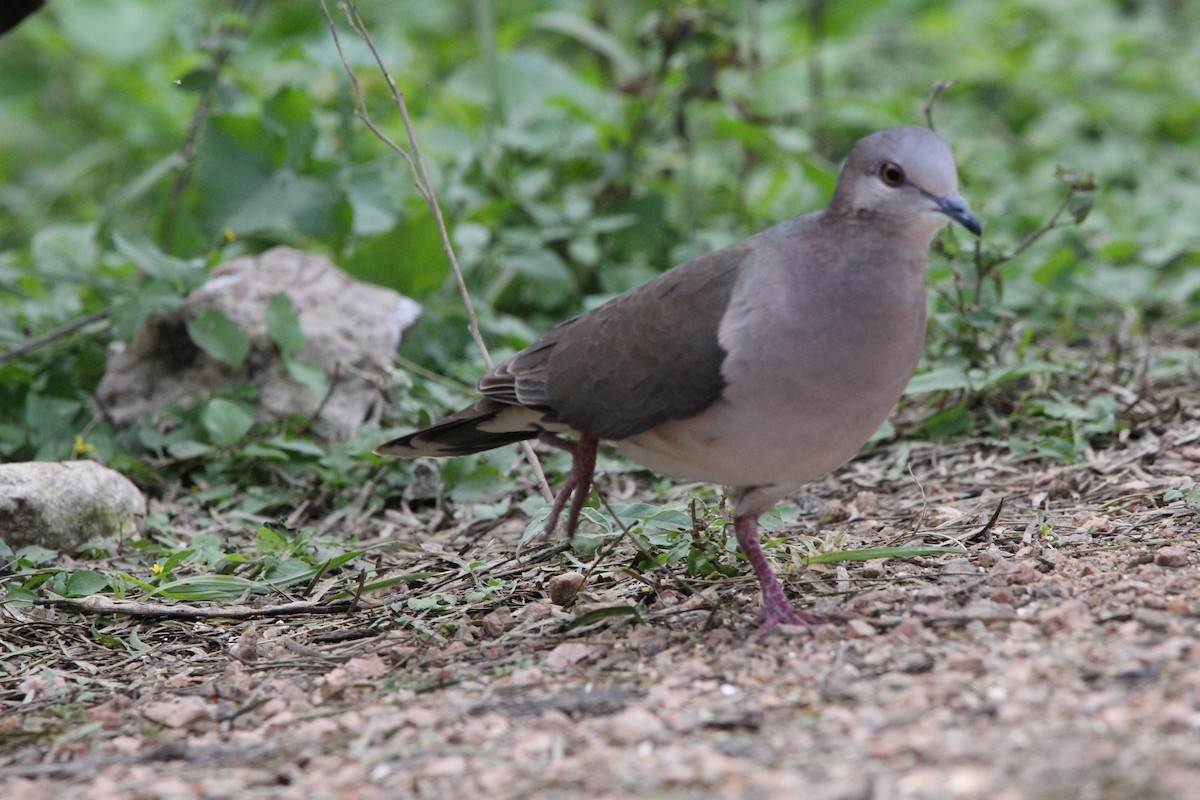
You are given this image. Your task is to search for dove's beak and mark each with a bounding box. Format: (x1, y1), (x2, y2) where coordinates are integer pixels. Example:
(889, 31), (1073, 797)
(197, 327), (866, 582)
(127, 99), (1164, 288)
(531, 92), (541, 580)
(935, 194), (982, 237)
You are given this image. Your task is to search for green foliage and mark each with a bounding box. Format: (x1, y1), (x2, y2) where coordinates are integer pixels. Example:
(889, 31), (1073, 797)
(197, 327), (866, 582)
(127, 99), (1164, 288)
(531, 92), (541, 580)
(0, 518), (377, 606)
(186, 308), (250, 370)
(1162, 481), (1200, 513)
(1, 0), (1198, 606)
(266, 292), (327, 398)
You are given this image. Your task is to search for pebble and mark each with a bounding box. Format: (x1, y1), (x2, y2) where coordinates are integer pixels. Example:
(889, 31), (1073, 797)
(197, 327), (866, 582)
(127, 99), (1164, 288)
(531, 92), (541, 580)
(1154, 547), (1190, 568)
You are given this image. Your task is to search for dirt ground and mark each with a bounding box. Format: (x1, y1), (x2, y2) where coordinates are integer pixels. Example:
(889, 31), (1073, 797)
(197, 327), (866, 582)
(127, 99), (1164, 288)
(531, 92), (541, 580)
(2, 341), (1199, 800)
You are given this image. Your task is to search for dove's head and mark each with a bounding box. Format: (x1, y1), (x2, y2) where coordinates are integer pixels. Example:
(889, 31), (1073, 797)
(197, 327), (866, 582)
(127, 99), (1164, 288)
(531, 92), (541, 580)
(832, 126), (981, 242)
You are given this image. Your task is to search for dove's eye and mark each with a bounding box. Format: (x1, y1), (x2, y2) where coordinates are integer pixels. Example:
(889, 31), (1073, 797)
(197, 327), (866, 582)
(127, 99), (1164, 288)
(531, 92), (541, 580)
(879, 162), (906, 187)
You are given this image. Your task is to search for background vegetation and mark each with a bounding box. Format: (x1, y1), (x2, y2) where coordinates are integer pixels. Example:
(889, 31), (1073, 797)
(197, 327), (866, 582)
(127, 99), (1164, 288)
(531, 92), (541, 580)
(1, 0), (1197, 602)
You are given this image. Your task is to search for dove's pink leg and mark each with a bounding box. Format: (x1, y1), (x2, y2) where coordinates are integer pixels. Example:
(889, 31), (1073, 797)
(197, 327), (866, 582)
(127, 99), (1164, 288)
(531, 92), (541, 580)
(538, 433), (599, 537)
(734, 515), (821, 633)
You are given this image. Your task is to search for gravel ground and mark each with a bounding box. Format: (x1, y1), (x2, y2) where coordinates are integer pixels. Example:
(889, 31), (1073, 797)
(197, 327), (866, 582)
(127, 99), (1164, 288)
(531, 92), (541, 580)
(3, 343), (1198, 800)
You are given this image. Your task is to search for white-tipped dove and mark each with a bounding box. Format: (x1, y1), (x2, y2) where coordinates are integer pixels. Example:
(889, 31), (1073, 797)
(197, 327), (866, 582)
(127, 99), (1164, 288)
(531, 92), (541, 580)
(379, 126), (981, 631)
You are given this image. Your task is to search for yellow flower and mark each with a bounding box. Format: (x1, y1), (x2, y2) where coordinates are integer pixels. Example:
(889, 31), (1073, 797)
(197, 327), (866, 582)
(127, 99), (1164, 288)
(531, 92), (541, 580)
(152, 563), (164, 575)
(73, 436), (98, 458)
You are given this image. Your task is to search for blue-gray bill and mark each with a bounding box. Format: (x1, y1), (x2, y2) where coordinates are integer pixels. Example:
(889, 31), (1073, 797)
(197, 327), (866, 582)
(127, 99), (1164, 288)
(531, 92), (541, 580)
(936, 194), (982, 236)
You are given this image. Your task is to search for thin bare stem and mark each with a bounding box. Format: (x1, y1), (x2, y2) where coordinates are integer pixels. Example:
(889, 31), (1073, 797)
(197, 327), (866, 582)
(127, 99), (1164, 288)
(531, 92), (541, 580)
(806, 0), (828, 156)
(333, 2), (490, 368)
(1007, 185), (1078, 260)
(0, 308), (110, 366)
(320, 0), (552, 502)
(922, 78), (960, 132)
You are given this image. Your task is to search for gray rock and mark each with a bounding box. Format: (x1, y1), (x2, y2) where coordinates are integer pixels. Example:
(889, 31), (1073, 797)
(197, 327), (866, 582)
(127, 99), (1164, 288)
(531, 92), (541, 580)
(0, 461), (146, 550)
(97, 247), (422, 439)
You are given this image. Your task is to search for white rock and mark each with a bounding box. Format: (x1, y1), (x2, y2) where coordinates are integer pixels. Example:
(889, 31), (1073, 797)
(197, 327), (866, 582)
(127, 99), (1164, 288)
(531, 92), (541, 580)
(0, 461), (145, 550)
(97, 247), (422, 439)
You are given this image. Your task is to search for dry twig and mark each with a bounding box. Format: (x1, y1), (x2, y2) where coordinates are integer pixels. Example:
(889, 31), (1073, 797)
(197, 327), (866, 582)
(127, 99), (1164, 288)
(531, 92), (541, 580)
(37, 595), (355, 620)
(0, 308), (110, 366)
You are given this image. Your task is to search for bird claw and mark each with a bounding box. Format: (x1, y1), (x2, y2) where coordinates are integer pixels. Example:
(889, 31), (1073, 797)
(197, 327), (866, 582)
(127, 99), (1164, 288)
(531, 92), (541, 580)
(754, 600), (824, 635)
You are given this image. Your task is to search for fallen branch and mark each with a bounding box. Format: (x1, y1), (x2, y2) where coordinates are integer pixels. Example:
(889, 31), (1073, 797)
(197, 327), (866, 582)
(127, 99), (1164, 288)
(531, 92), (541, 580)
(37, 594), (356, 620)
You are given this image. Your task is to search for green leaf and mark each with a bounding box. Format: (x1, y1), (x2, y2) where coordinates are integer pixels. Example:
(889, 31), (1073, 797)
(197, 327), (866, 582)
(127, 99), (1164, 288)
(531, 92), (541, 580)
(3, 587), (37, 609)
(913, 405), (975, 439)
(264, 557), (313, 584)
(254, 525), (289, 557)
(56, 0), (175, 60)
(195, 112), (338, 238)
(342, 208), (448, 296)
(187, 308), (250, 370)
(344, 163), (406, 236)
(407, 593), (455, 611)
(284, 358), (327, 400)
(166, 440), (214, 460)
(802, 546), (967, 565)
(16, 545), (59, 566)
(145, 575), (258, 601)
(110, 280), (189, 340)
(113, 233), (198, 283)
(906, 365), (977, 394)
(1036, 399), (1094, 421)
(64, 570), (109, 597)
(202, 398), (256, 447)
(532, 11), (640, 82)
(31, 223), (98, 274)
(127, 627), (153, 653)
(263, 438), (327, 457)
(566, 604), (644, 629)
(238, 442), (291, 461)
(265, 293), (306, 359)
(175, 67), (218, 94)
(159, 548), (195, 575)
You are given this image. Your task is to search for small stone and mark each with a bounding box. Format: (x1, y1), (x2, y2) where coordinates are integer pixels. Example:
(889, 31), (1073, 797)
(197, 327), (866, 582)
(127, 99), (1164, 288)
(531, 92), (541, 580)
(890, 650), (935, 674)
(481, 606), (516, 636)
(1008, 561), (1043, 585)
(141, 696), (212, 728)
(518, 601), (555, 621)
(423, 755), (467, 778)
(892, 617), (926, 640)
(1127, 550), (1156, 567)
(547, 571), (586, 606)
(976, 548), (1007, 568)
(846, 619), (877, 638)
(1133, 607), (1175, 631)
(860, 562), (885, 579)
(1073, 514), (1110, 533)
(818, 499), (851, 525)
(1154, 547), (1190, 568)
(938, 558), (981, 585)
(402, 707), (440, 728)
(502, 667), (544, 687)
(544, 642), (596, 669)
(603, 706), (666, 745)
(852, 490), (881, 515)
(1038, 599), (1094, 634)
